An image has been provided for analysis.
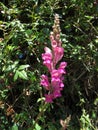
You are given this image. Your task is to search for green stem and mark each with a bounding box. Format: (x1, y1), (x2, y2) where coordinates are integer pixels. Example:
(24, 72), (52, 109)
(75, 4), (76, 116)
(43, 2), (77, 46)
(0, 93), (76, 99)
(32, 102), (48, 129)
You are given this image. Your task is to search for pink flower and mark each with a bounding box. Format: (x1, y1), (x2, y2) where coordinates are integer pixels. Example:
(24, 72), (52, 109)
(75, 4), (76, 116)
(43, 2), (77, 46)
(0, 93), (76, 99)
(51, 69), (60, 78)
(56, 34), (60, 41)
(42, 53), (52, 61)
(44, 47), (52, 54)
(42, 47), (52, 61)
(51, 76), (64, 89)
(58, 62), (67, 74)
(59, 62), (67, 69)
(40, 75), (50, 90)
(53, 90), (61, 98)
(42, 47), (53, 71)
(53, 47), (64, 65)
(45, 94), (53, 103)
(50, 34), (54, 41)
(51, 77), (61, 88)
(51, 69), (64, 79)
(51, 40), (57, 48)
(43, 60), (53, 72)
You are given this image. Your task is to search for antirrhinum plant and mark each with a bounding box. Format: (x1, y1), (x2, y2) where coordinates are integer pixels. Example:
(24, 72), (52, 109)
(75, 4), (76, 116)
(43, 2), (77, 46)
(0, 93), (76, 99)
(40, 14), (67, 103)
(32, 14), (67, 130)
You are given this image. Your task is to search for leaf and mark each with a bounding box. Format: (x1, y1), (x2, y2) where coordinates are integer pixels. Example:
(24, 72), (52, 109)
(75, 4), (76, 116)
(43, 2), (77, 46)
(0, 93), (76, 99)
(35, 123), (41, 130)
(0, 2), (8, 10)
(18, 65), (30, 71)
(14, 70), (19, 81)
(3, 61), (18, 72)
(37, 97), (45, 103)
(18, 70), (28, 80)
(11, 124), (18, 130)
(14, 70), (28, 81)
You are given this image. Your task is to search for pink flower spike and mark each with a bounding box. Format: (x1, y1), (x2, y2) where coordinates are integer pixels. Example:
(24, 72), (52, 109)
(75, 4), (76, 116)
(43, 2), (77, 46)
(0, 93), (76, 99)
(40, 14), (67, 103)
(45, 94), (53, 103)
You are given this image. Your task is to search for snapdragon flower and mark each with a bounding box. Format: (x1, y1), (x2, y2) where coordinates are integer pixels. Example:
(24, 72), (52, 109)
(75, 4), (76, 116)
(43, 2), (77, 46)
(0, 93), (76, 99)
(40, 14), (67, 103)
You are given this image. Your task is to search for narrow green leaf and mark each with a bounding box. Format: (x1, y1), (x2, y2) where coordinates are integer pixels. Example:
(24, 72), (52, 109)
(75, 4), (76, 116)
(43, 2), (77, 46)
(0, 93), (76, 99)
(14, 70), (19, 81)
(18, 65), (30, 71)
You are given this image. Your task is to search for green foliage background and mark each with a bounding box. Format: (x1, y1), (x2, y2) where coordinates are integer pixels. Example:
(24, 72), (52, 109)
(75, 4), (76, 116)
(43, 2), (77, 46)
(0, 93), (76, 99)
(0, 0), (98, 130)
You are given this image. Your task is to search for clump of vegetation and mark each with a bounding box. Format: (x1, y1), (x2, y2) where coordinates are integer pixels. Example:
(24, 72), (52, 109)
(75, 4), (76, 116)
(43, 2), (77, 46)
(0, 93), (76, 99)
(0, 0), (98, 130)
